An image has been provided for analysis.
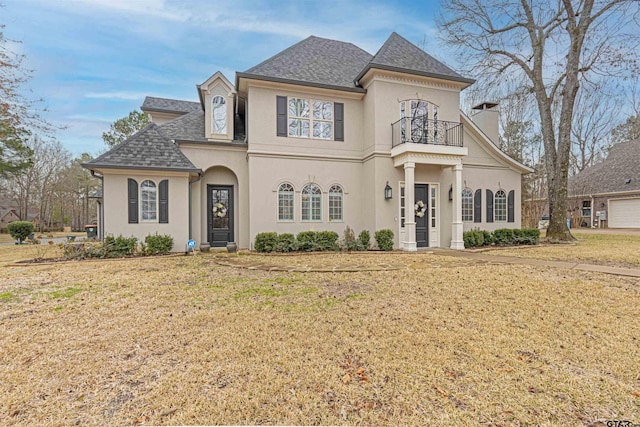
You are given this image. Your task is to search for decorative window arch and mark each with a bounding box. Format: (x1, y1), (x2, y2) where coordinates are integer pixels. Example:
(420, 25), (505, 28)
(141, 180), (157, 221)
(462, 188), (473, 222)
(328, 184), (343, 222)
(494, 189), (507, 222)
(301, 183), (321, 221)
(277, 183), (294, 221)
(212, 96), (227, 134)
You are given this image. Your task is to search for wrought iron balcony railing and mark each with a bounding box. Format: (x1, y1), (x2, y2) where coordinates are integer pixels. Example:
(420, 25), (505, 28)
(391, 116), (463, 148)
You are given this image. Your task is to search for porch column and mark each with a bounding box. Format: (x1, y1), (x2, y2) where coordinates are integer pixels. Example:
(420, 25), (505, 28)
(450, 163), (465, 249)
(403, 162), (417, 251)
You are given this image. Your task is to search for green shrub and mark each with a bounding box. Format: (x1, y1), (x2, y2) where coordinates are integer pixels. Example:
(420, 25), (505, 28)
(492, 228), (515, 246)
(358, 229), (371, 251)
(144, 233), (174, 255)
(482, 230), (493, 245)
(275, 233), (296, 252)
(103, 235), (138, 257)
(7, 221), (34, 242)
(374, 229), (394, 251)
(342, 226), (358, 251)
(296, 231), (318, 251)
(316, 231), (339, 251)
(463, 229), (483, 247)
(254, 232), (278, 252)
(520, 228), (540, 245)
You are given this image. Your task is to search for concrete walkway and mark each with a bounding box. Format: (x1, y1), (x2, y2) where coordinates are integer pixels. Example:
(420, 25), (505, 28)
(212, 250), (640, 278)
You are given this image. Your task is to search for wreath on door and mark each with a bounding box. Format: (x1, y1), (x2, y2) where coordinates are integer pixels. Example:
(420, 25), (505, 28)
(212, 202), (228, 218)
(415, 200), (426, 218)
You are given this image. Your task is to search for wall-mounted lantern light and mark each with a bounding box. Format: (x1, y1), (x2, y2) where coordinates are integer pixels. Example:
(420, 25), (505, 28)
(448, 185), (453, 201)
(384, 181), (393, 200)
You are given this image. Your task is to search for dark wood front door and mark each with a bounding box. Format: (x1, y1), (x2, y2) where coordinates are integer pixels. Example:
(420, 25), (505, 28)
(415, 184), (429, 248)
(208, 185), (234, 247)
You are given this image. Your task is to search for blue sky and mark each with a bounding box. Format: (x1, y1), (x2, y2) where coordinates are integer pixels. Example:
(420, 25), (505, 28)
(2, 0), (446, 156)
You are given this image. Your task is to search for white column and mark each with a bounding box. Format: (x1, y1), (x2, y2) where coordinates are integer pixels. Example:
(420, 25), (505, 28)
(403, 162), (417, 251)
(450, 163), (465, 250)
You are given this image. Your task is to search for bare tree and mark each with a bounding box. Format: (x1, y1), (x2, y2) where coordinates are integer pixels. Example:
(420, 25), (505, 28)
(439, 0), (640, 241)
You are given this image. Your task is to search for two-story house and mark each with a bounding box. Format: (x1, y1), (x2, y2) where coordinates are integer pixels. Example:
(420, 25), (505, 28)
(83, 32), (532, 251)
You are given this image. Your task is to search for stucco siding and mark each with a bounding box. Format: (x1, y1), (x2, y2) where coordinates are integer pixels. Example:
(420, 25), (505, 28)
(102, 172), (190, 251)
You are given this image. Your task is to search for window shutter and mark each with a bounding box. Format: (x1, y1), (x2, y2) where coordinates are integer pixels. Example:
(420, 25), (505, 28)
(507, 190), (515, 223)
(334, 102), (344, 141)
(486, 189), (494, 223)
(474, 189), (482, 223)
(159, 179), (169, 224)
(276, 96), (287, 137)
(128, 178), (138, 224)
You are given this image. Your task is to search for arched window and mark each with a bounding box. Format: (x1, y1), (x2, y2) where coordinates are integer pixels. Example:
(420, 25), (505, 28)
(328, 184), (343, 222)
(495, 190), (507, 222)
(212, 96), (227, 134)
(141, 180), (157, 221)
(462, 188), (473, 222)
(301, 183), (321, 221)
(277, 183), (294, 221)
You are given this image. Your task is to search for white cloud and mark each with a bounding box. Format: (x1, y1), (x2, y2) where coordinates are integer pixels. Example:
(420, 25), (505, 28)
(84, 91), (148, 100)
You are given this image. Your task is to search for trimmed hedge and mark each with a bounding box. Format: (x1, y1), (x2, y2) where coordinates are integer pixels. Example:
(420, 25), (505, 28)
(144, 233), (174, 255)
(254, 232), (278, 253)
(374, 229), (394, 251)
(7, 221), (34, 242)
(358, 230), (371, 250)
(463, 228), (540, 248)
(253, 228), (384, 253)
(275, 233), (296, 252)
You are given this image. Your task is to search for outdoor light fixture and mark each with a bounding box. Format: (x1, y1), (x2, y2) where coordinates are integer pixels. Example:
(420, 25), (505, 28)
(384, 181), (393, 200)
(448, 185), (453, 201)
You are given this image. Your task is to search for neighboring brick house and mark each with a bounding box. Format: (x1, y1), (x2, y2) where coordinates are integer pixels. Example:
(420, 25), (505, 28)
(84, 32), (532, 251)
(0, 208), (20, 231)
(568, 139), (640, 228)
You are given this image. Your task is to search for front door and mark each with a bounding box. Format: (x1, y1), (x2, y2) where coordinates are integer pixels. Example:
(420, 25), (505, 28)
(208, 185), (234, 247)
(415, 184), (429, 247)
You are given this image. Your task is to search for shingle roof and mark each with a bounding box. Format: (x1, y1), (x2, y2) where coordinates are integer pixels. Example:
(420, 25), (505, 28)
(356, 32), (474, 84)
(239, 36), (373, 91)
(141, 96), (202, 114)
(570, 139), (640, 195)
(159, 110), (207, 142)
(83, 123), (200, 172)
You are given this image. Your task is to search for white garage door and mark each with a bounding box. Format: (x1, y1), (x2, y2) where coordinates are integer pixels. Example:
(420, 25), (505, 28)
(609, 198), (640, 228)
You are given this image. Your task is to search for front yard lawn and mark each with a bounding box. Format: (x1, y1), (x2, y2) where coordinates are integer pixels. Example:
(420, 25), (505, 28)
(487, 232), (640, 268)
(0, 244), (638, 425)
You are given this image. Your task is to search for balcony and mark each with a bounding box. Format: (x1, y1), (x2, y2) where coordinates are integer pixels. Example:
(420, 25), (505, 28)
(391, 116), (463, 148)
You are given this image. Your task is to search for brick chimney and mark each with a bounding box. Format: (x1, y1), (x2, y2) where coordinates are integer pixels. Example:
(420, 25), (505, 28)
(471, 102), (499, 144)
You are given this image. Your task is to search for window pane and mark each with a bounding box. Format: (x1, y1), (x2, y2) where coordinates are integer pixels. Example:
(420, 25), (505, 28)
(302, 184), (321, 221)
(278, 183), (294, 221)
(289, 98), (309, 118)
(288, 118), (310, 137)
(462, 188), (473, 222)
(495, 190), (507, 222)
(313, 121), (332, 139)
(329, 185), (343, 221)
(141, 180), (157, 221)
(313, 101), (333, 120)
(212, 96), (226, 134)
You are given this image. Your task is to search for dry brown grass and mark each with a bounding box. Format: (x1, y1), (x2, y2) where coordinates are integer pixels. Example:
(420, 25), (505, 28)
(0, 232), (84, 244)
(1, 245), (639, 425)
(488, 232), (640, 268)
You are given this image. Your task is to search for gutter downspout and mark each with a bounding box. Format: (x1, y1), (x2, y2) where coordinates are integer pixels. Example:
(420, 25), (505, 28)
(90, 170), (104, 241)
(189, 172), (203, 240)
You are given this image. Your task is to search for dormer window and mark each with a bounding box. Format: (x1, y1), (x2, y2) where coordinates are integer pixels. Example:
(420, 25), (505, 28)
(212, 96), (227, 134)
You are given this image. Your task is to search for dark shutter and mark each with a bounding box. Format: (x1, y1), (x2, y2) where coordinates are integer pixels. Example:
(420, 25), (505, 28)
(507, 190), (515, 223)
(128, 178), (138, 224)
(159, 179), (169, 224)
(276, 96), (287, 137)
(486, 189), (494, 223)
(474, 189), (482, 223)
(334, 102), (344, 141)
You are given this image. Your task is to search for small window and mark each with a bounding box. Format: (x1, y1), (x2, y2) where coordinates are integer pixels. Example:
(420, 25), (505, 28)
(400, 185), (405, 227)
(328, 185), (343, 222)
(141, 180), (157, 221)
(313, 101), (333, 139)
(462, 188), (473, 222)
(301, 183), (321, 221)
(212, 96), (227, 134)
(494, 190), (507, 222)
(582, 200), (592, 217)
(277, 183), (294, 221)
(288, 98), (310, 138)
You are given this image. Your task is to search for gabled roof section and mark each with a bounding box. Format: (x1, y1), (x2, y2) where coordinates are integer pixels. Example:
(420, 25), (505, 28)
(141, 96), (202, 115)
(356, 32), (475, 86)
(237, 36), (372, 92)
(570, 139), (640, 195)
(460, 113), (533, 174)
(83, 123), (200, 173)
(158, 110), (207, 142)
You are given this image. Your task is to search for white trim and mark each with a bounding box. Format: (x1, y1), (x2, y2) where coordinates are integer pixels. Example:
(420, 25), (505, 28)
(140, 179), (158, 223)
(276, 182), (295, 223)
